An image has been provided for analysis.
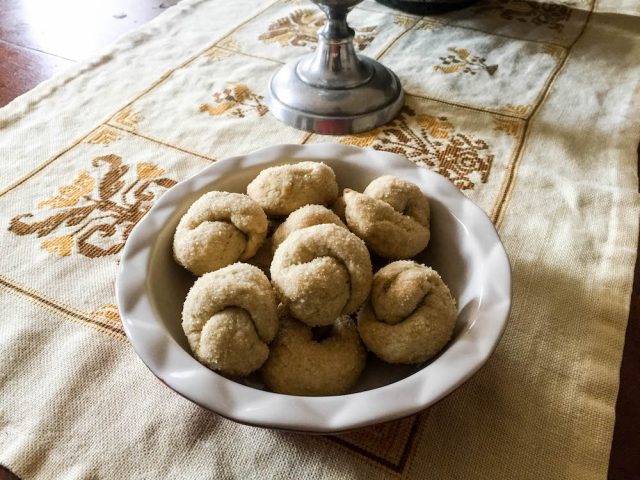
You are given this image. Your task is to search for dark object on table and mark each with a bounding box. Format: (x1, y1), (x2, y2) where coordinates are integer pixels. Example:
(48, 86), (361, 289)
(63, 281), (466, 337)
(375, 0), (479, 14)
(0, 466), (20, 480)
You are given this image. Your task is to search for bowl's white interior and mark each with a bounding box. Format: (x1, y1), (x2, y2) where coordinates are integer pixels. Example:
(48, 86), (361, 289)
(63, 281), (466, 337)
(146, 156), (479, 393)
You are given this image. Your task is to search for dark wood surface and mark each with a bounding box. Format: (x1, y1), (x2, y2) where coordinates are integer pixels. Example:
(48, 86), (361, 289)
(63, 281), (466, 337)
(0, 40), (72, 107)
(0, 0), (178, 61)
(0, 2), (637, 479)
(0, 0), (178, 106)
(608, 146), (640, 480)
(0, 468), (19, 480)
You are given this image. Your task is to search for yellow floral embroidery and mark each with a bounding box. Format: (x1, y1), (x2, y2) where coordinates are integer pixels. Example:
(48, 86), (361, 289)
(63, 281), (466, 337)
(85, 126), (122, 146)
(493, 117), (524, 138)
(200, 83), (268, 118)
(434, 47), (498, 76)
(41, 235), (74, 256)
(204, 46), (236, 61)
(416, 17), (449, 30)
(37, 171), (95, 209)
(112, 106), (141, 130)
(260, 9), (323, 47)
(218, 36), (241, 51)
(259, 9), (377, 51)
(394, 15), (418, 29)
(497, 104), (531, 117)
(136, 163), (166, 180)
(342, 107), (494, 190)
(92, 304), (122, 324)
(9, 155), (177, 258)
(417, 115), (454, 139)
(340, 130), (381, 148)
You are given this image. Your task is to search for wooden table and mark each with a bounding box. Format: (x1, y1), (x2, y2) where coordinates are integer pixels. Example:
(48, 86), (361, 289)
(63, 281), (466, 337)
(0, 1), (637, 478)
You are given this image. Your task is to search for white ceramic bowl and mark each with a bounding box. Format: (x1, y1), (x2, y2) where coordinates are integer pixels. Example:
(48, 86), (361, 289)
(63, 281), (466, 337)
(116, 144), (511, 433)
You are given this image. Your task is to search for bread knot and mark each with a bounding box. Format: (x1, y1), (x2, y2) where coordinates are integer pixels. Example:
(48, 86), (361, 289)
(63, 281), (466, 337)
(358, 261), (456, 364)
(261, 313), (365, 396)
(343, 175), (430, 259)
(182, 263), (278, 376)
(173, 191), (267, 276)
(247, 161), (339, 216)
(271, 223), (372, 327)
(272, 204), (346, 251)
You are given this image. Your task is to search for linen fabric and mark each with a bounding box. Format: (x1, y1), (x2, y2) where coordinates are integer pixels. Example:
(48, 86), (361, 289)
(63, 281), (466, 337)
(1, 0), (639, 478)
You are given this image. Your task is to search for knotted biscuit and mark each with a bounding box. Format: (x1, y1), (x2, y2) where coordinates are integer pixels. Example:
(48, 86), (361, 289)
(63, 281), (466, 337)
(343, 175), (430, 259)
(182, 263), (278, 376)
(246, 161), (339, 216)
(358, 260), (457, 364)
(261, 313), (365, 396)
(271, 223), (372, 327)
(173, 191), (267, 276)
(271, 204), (346, 252)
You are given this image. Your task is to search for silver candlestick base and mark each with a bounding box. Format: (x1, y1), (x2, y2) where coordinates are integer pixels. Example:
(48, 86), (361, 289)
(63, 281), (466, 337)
(267, 0), (404, 135)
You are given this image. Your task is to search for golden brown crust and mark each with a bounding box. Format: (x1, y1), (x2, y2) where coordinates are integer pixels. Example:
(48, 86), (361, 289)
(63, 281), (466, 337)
(358, 261), (457, 364)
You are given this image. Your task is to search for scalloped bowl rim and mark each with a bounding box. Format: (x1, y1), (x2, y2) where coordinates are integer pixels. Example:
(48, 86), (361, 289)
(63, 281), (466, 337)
(116, 143), (511, 433)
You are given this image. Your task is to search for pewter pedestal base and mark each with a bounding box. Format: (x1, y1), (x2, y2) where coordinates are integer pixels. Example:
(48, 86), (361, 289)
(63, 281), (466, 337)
(267, 55), (404, 136)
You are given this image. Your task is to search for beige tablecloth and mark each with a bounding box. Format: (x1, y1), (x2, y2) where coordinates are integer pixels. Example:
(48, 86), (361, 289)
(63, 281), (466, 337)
(1, 0), (639, 478)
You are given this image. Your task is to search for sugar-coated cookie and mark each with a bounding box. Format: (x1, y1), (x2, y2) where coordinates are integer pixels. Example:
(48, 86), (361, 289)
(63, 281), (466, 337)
(358, 261), (456, 364)
(271, 204), (346, 252)
(246, 161), (339, 216)
(343, 176), (430, 259)
(173, 191), (267, 276)
(271, 224), (372, 327)
(182, 263), (278, 376)
(261, 313), (365, 396)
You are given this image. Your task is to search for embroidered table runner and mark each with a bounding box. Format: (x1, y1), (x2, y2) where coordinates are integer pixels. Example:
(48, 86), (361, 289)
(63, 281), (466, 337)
(1, 0), (639, 478)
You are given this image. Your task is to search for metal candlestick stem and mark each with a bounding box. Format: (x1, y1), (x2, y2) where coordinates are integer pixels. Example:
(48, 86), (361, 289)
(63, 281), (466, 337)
(267, 0), (404, 135)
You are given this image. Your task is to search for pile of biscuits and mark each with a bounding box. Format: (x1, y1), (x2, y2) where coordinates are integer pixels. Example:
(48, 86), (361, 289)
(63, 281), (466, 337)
(174, 161), (457, 396)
